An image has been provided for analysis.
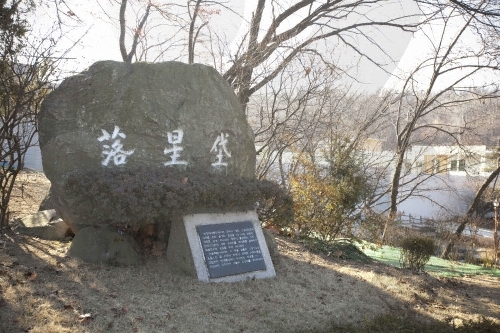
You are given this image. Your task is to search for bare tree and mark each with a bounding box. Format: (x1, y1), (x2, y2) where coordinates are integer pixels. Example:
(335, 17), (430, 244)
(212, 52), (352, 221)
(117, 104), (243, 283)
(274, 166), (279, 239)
(439, 98), (500, 258)
(380, 4), (500, 243)
(95, 0), (227, 63)
(441, 157), (500, 258)
(93, 1), (176, 62)
(221, 0), (420, 108)
(119, 0), (152, 63)
(187, 0), (208, 64)
(0, 1), (67, 229)
(248, 53), (395, 189)
(95, 1), (421, 106)
(249, 58), (336, 184)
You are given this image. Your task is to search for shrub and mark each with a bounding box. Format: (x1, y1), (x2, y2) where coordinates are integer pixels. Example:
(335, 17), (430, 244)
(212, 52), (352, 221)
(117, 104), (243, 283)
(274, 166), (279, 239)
(63, 166), (294, 228)
(290, 154), (368, 240)
(399, 236), (435, 272)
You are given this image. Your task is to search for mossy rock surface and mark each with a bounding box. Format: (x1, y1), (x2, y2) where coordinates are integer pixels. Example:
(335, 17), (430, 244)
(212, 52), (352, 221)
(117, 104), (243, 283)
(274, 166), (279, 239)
(67, 226), (140, 265)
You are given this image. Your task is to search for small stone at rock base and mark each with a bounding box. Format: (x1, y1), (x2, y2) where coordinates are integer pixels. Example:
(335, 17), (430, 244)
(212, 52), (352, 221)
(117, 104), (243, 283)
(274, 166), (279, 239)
(10, 210), (72, 241)
(14, 209), (58, 227)
(67, 226), (139, 265)
(262, 228), (280, 264)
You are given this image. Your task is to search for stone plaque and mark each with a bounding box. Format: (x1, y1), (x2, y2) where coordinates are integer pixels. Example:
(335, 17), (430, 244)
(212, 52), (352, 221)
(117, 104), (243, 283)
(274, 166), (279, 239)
(197, 221), (266, 278)
(181, 210), (276, 282)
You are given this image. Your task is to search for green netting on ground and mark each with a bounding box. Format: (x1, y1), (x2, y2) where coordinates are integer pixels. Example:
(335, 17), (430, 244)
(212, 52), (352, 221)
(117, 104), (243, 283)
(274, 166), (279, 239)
(357, 242), (500, 277)
(298, 238), (373, 263)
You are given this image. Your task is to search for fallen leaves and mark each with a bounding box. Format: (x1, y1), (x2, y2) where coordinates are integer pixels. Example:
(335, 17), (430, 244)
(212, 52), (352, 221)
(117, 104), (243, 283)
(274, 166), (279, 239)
(111, 306), (129, 317)
(151, 241), (166, 256)
(24, 270), (37, 281)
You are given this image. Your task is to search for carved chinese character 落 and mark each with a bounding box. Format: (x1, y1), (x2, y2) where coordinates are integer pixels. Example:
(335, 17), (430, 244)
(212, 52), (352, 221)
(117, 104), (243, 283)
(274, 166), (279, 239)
(97, 125), (135, 166)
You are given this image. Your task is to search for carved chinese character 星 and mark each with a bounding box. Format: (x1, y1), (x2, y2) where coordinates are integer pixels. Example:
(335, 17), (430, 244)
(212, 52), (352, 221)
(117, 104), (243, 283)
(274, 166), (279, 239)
(164, 129), (188, 166)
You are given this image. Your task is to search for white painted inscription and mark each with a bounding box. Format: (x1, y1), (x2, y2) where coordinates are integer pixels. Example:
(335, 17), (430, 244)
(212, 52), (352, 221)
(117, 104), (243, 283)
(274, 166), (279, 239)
(97, 126), (237, 170)
(211, 132), (231, 167)
(97, 125), (135, 166)
(164, 129), (188, 166)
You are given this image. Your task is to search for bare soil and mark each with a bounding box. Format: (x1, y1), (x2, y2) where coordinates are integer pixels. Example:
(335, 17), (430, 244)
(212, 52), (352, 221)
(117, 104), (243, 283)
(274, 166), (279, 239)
(1, 171), (499, 333)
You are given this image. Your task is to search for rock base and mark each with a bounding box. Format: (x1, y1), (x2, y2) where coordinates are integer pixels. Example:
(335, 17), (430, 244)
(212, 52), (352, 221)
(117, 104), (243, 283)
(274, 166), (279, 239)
(67, 226), (139, 265)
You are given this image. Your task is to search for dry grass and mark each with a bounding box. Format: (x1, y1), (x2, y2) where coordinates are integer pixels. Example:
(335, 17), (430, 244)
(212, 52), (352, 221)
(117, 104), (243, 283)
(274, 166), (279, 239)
(1, 171), (500, 333)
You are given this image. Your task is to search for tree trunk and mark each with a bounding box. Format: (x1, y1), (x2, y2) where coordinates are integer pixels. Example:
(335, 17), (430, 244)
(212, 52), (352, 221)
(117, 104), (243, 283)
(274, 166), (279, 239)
(119, 0), (150, 63)
(441, 162), (500, 258)
(381, 150), (405, 243)
(119, 0), (129, 62)
(188, 0), (202, 64)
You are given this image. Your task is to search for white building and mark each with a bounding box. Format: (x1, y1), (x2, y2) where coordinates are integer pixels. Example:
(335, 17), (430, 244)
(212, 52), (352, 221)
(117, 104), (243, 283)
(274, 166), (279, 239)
(387, 144), (496, 219)
(404, 145), (496, 177)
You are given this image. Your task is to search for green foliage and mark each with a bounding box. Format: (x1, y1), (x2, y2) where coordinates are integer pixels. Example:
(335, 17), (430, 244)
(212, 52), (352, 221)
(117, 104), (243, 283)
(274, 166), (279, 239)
(290, 137), (369, 240)
(296, 314), (500, 333)
(323, 137), (368, 200)
(0, 0), (33, 59)
(64, 166), (294, 227)
(0, 0), (29, 39)
(399, 237), (435, 272)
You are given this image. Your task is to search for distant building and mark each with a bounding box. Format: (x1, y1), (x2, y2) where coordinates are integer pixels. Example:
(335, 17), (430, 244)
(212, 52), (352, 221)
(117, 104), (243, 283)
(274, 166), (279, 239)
(404, 145), (497, 176)
(365, 143), (498, 220)
(363, 138), (383, 153)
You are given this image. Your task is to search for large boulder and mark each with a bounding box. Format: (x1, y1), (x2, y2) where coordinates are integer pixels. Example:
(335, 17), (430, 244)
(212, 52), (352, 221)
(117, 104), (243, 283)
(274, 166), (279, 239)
(39, 61), (256, 233)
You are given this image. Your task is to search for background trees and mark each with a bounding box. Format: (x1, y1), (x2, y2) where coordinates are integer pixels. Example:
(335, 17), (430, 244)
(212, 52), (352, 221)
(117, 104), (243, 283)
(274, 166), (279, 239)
(1, 0), (34, 229)
(96, 0), (421, 107)
(377, 2), (500, 243)
(0, 0), (66, 229)
(248, 57), (338, 184)
(2, 1), (499, 261)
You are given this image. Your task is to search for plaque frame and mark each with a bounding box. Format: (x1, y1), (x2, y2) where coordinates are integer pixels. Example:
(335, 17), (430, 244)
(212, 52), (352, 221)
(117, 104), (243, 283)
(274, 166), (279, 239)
(184, 210), (276, 283)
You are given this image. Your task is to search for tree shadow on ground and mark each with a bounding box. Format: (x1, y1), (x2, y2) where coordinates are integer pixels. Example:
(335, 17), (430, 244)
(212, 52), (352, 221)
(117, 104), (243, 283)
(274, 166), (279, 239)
(0, 232), (499, 333)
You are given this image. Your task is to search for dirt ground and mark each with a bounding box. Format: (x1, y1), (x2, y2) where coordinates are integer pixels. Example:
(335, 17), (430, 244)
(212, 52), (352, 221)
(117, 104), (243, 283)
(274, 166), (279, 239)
(1, 171), (500, 333)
